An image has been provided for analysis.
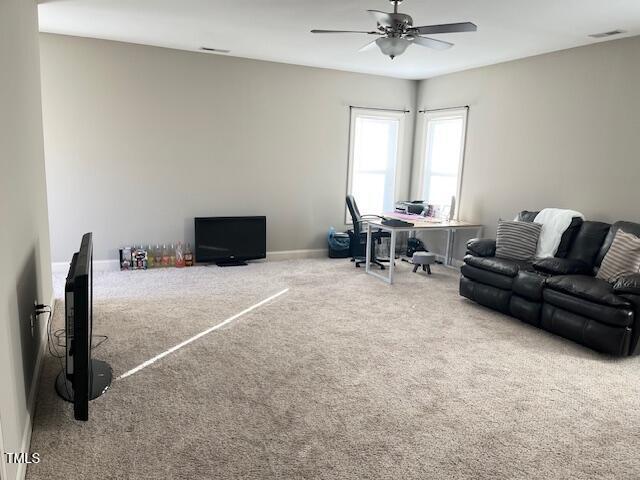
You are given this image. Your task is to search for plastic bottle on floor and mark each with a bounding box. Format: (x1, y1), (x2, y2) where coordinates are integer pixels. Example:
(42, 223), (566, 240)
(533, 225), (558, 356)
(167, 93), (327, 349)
(147, 245), (155, 268)
(161, 244), (170, 267)
(169, 243), (176, 267)
(184, 243), (194, 267)
(154, 244), (163, 267)
(175, 242), (185, 268)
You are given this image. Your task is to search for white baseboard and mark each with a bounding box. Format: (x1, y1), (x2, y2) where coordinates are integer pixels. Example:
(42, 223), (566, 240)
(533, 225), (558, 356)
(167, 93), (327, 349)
(52, 250), (327, 273)
(52, 250), (457, 273)
(429, 254), (463, 269)
(15, 294), (55, 480)
(51, 259), (119, 274)
(448, 257), (464, 268)
(266, 249), (326, 261)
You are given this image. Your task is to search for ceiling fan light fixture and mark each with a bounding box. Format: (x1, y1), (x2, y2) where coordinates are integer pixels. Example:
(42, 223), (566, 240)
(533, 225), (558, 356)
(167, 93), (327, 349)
(376, 37), (409, 59)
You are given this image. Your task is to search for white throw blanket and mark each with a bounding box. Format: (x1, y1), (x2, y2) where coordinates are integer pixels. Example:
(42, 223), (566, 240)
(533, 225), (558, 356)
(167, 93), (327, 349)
(533, 208), (585, 258)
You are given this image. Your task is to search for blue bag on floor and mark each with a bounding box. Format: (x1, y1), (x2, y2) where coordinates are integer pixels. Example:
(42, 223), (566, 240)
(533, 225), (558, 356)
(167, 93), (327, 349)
(327, 227), (350, 258)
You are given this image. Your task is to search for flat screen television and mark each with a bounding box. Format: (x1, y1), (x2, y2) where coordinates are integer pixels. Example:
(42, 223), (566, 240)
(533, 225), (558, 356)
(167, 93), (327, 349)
(194, 216), (266, 266)
(55, 232), (112, 421)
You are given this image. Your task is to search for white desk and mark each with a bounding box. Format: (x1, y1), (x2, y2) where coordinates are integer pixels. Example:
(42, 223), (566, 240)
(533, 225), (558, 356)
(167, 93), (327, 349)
(364, 215), (482, 284)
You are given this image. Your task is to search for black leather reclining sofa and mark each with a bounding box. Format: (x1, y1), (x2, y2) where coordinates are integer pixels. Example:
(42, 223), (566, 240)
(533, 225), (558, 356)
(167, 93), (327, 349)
(460, 211), (640, 356)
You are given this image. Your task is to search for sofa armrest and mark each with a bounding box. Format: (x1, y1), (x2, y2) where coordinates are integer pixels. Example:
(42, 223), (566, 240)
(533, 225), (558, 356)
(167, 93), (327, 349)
(533, 258), (591, 276)
(616, 288), (640, 355)
(614, 274), (640, 296)
(466, 238), (496, 257)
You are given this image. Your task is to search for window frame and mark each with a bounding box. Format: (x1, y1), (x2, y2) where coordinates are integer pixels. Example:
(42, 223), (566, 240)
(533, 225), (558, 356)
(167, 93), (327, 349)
(345, 107), (406, 224)
(417, 107), (468, 220)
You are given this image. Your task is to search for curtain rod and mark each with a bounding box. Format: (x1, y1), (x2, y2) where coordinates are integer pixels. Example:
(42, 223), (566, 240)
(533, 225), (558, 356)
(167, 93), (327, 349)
(350, 105), (411, 114)
(418, 105), (469, 114)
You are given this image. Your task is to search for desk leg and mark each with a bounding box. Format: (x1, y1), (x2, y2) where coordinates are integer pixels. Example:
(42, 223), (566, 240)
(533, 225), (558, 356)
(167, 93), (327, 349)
(445, 229), (453, 266)
(388, 229), (396, 284)
(365, 223), (372, 274)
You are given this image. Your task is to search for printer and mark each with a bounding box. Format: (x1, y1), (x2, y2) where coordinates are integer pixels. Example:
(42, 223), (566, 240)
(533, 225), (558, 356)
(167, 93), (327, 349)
(395, 200), (427, 215)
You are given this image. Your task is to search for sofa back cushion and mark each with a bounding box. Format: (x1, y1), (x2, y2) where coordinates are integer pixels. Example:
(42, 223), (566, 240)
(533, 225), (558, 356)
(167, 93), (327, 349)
(555, 217), (584, 258)
(595, 221), (640, 267)
(596, 229), (640, 282)
(517, 210), (539, 223)
(516, 210), (583, 258)
(567, 221), (611, 270)
(496, 220), (542, 261)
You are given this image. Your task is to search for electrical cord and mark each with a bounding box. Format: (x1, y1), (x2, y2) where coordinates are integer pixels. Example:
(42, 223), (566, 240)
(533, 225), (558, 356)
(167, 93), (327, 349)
(51, 326), (108, 352)
(36, 304), (72, 400)
(37, 300), (109, 403)
(35, 306), (62, 359)
(92, 334), (109, 351)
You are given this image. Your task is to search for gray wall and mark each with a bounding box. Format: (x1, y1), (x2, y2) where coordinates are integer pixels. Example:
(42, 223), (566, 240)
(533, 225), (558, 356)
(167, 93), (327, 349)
(0, 1), (53, 479)
(39, 34), (417, 262)
(411, 35), (640, 260)
(40, 32), (640, 265)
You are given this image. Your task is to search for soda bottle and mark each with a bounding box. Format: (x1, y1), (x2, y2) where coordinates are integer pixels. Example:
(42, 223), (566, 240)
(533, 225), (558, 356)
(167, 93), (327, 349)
(175, 242), (185, 268)
(169, 243), (176, 267)
(147, 245), (155, 268)
(161, 244), (170, 267)
(154, 244), (163, 267)
(184, 243), (194, 267)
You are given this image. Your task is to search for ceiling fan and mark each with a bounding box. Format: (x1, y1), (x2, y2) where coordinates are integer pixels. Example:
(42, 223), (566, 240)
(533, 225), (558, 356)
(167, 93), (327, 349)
(311, 0), (477, 59)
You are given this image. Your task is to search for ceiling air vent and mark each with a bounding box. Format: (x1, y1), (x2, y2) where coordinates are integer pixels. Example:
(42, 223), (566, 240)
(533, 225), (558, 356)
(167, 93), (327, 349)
(200, 47), (230, 54)
(588, 29), (626, 39)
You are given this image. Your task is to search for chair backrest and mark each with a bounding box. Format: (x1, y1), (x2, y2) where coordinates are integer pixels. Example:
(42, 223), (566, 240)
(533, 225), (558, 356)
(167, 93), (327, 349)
(346, 195), (362, 232)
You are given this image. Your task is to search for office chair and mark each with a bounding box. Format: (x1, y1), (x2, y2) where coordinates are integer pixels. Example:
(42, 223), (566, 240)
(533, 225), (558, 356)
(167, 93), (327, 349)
(346, 195), (391, 269)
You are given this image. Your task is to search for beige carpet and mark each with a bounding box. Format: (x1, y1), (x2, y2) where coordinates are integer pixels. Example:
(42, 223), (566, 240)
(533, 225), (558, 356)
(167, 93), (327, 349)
(28, 259), (640, 479)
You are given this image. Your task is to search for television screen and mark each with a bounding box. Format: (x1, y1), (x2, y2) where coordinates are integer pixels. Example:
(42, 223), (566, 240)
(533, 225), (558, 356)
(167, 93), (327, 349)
(194, 216), (266, 265)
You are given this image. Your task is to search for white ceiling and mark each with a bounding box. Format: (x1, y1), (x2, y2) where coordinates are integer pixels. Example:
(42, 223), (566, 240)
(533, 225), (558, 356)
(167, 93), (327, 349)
(37, 0), (640, 80)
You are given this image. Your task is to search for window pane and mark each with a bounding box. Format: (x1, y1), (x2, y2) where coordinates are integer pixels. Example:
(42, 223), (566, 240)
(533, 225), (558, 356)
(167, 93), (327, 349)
(428, 119), (463, 175)
(428, 175), (457, 206)
(352, 173), (386, 216)
(353, 117), (399, 172)
(422, 113), (466, 211)
(347, 112), (401, 221)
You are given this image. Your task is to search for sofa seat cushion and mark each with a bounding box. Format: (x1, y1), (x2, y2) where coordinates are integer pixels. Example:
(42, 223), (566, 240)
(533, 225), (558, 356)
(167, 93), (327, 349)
(533, 257), (591, 276)
(541, 303), (632, 355)
(543, 290), (634, 328)
(461, 264), (514, 290)
(545, 275), (632, 309)
(464, 255), (532, 278)
(513, 270), (547, 301)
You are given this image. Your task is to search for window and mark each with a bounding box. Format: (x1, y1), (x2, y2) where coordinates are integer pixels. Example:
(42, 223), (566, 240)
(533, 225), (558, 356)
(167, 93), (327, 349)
(346, 108), (405, 222)
(419, 108), (468, 219)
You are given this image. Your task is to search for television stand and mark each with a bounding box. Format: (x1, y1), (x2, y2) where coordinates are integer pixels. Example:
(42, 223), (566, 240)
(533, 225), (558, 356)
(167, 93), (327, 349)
(215, 260), (248, 267)
(55, 359), (113, 402)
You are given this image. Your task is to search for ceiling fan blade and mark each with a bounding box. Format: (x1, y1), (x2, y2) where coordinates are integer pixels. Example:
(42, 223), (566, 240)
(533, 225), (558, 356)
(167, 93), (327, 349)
(409, 35), (454, 50)
(358, 40), (378, 52)
(411, 22), (477, 35)
(311, 29), (379, 34)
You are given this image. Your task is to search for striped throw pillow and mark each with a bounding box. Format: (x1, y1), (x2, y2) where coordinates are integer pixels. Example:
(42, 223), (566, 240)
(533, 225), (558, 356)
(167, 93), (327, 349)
(495, 221), (542, 261)
(596, 229), (640, 282)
